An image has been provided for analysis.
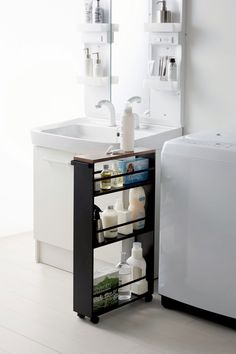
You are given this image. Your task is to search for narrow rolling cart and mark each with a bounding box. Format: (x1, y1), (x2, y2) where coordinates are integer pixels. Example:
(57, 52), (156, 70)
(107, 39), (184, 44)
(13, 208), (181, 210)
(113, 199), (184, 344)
(71, 148), (155, 324)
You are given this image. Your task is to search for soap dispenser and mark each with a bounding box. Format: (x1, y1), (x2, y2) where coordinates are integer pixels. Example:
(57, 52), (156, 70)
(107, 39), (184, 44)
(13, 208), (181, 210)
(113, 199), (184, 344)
(84, 48), (93, 77)
(120, 103), (135, 153)
(92, 52), (103, 77)
(156, 1), (172, 23)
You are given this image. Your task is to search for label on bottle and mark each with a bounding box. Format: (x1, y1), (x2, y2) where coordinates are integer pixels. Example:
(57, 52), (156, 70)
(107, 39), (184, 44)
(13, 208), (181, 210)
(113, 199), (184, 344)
(133, 266), (142, 279)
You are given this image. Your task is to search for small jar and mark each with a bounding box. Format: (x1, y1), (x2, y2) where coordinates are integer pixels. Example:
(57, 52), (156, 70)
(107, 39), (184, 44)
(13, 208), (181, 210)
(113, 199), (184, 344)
(100, 206), (118, 238)
(100, 164), (112, 190)
(111, 162), (123, 189)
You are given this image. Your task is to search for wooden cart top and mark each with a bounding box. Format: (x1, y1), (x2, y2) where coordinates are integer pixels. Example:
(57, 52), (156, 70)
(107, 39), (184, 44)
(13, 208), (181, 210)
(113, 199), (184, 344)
(73, 147), (155, 164)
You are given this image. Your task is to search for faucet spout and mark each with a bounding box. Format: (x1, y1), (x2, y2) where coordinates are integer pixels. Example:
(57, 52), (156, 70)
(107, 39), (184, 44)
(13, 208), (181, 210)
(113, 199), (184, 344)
(95, 100), (116, 127)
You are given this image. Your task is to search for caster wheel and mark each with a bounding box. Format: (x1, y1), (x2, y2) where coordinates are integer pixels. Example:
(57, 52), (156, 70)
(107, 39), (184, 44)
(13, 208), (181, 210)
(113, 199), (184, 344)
(145, 294), (153, 303)
(77, 313), (85, 319)
(90, 316), (99, 324)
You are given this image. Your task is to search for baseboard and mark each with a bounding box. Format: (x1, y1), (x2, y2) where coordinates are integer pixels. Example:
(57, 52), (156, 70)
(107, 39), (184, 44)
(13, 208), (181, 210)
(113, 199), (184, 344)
(161, 296), (236, 329)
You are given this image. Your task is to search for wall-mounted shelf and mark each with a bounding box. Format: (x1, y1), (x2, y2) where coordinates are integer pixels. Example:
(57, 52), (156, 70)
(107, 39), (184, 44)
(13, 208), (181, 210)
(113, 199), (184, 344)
(144, 77), (179, 92)
(78, 23), (119, 33)
(78, 23), (119, 44)
(77, 76), (119, 87)
(144, 23), (182, 33)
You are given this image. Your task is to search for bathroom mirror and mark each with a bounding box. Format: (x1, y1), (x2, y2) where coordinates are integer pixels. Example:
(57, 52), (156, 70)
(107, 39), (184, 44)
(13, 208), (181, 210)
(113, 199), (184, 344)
(111, 0), (150, 117)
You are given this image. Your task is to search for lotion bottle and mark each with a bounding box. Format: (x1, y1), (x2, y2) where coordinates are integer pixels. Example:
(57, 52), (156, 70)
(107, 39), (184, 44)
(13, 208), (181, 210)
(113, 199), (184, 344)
(92, 52), (103, 77)
(120, 103), (135, 152)
(128, 187), (146, 230)
(84, 48), (93, 77)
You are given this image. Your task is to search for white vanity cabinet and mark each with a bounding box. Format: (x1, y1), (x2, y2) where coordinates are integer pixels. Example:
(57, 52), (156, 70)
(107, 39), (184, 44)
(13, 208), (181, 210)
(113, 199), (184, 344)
(34, 146), (122, 271)
(34, 146), (74, 271)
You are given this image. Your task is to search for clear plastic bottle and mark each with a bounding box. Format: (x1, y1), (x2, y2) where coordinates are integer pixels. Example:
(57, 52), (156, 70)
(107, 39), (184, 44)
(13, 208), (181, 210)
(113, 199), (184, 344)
(100, 164), (112, 190)
(116, 252), (132, 300)
(112, 162), (123, 188)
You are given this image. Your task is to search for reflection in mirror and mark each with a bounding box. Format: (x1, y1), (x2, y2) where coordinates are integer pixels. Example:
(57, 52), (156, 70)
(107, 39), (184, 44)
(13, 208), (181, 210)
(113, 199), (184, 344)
(111, 1), (149, 118)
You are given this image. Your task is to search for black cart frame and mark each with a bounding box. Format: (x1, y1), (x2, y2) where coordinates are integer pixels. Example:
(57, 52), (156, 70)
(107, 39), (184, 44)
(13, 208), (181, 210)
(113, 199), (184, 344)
(71, 148), (156, 323)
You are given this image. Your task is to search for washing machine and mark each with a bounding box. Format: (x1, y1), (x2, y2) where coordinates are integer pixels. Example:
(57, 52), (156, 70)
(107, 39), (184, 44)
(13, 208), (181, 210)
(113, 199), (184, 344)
(159, 132), (236, 320)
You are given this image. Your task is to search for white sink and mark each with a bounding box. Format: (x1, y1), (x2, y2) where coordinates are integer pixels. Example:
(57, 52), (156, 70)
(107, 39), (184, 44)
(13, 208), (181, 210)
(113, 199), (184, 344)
(31, 117), (182, 154)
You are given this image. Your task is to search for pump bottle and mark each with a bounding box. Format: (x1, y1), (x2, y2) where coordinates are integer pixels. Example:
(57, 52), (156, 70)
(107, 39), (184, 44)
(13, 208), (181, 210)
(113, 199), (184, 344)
(92, 52), (103, 77)
(120, 103), (135, 152)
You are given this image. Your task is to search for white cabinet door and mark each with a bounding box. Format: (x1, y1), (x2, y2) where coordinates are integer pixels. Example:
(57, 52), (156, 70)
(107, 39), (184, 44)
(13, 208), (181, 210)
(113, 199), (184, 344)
(34, 147), (74, 251)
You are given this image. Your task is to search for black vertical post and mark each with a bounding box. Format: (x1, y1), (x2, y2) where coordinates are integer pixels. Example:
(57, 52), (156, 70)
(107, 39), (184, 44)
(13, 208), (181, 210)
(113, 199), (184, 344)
(73, 160), (94, 318)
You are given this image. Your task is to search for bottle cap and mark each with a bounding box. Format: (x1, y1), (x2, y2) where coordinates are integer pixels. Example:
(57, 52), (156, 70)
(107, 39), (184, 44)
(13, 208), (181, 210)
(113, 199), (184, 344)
(132, 242), (143, 259)
(170, 58), (176, 63)
(124, 103), (133, 115)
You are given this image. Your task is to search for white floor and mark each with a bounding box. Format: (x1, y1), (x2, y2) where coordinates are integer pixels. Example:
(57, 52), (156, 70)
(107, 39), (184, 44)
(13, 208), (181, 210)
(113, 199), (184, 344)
(0, 234), (235, 354)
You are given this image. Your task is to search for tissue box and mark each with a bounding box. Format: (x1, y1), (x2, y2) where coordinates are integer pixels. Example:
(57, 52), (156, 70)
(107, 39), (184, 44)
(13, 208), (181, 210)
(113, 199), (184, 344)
(93, 259), (119, 311)
(117, 157), (149, 185)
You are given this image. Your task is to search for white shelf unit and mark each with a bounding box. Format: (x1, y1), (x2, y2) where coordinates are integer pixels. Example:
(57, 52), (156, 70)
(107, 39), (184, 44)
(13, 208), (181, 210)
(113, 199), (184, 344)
(145, 0), (185, 128)
(77, 76), (119, 87)
(78, 23), (119, 44)
(78, 23), (119, 33)
(144, 22), (182, 33)
(144, 77), (179, 91)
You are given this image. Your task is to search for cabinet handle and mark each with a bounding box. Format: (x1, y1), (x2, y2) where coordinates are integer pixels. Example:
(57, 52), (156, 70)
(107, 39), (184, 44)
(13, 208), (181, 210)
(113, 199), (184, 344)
(43, 158), (71, 166)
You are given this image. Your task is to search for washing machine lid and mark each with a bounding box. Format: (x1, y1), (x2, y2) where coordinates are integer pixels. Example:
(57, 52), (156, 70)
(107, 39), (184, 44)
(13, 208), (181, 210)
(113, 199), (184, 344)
(162, 131), (236, 163)
(184, 131), (236, 146)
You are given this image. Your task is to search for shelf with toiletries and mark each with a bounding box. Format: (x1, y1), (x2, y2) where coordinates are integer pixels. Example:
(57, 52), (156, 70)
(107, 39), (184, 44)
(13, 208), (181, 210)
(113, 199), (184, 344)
(144, 0), (183, 33)
(94, 226), (152, 249)
(72, 148), (155, 323)
(77, 76), (119, 86)
(94, 278), (149, 316)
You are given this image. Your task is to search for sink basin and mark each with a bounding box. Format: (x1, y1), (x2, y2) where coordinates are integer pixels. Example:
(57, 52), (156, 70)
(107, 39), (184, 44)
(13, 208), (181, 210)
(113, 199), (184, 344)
(31, 117), (182, 154)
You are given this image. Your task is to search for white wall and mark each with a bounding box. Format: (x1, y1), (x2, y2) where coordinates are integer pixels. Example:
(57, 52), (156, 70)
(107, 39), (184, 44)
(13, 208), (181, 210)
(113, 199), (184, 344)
(185, 0), (236, 133)
(1, 0), (235, 237)
(0, 1), (84, 237)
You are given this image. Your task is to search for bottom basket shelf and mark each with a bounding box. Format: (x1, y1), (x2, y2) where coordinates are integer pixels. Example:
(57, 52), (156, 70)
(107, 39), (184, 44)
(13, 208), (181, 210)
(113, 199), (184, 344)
(94, 292), (151, 316)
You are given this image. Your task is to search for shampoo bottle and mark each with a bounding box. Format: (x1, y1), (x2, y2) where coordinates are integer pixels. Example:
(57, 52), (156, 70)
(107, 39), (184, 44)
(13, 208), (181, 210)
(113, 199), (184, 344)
(128, 187), (146, 230)
(127, 242), (148, 295)
(120, 103), (135, 152)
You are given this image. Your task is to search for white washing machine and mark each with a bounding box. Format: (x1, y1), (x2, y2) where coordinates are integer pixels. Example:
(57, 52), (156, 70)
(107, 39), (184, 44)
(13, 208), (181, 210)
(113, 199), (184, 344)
(159, 132), (236, 320)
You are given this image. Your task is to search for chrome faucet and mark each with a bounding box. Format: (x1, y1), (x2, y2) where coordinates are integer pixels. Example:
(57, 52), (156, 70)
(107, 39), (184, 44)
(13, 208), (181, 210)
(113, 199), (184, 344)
(127, 96), (142, 129)
(95, 100), (116, 127)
